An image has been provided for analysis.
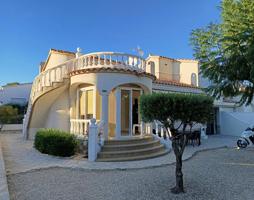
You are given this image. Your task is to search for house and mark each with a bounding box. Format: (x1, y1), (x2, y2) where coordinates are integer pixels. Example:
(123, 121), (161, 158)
(22, 48), (203, 161)
(200, 77), (254, 136)
(0, 83), (32, 106)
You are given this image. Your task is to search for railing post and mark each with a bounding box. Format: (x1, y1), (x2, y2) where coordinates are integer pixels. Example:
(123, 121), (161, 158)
(109, 55), (112, 65)
(88, 118), (98, 161)
(155, 121), (159, 136)
(201, 125), (208, 139)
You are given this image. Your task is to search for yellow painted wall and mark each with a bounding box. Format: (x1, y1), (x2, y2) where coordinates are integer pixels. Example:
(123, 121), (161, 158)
(108, 90), (116, 137)
(96, 90), (101, 120)
(179, 60), (199, 86)
(45, 52), (74, 70)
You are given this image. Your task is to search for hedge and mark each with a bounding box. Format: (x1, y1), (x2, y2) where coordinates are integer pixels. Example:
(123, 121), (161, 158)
(34, 129), (78, 157)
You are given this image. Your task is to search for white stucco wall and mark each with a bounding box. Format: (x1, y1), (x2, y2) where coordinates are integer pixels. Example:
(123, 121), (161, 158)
(45, 89), (70, 132)
(0, 83), (32, 105)
(220, 112), (254, 136)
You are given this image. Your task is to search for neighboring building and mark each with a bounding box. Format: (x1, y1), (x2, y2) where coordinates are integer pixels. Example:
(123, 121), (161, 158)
(0, 83), (32, 106)
(199, 76), (254, 136)
(22, 48), (204, 161)
(146, 55), (199, 87)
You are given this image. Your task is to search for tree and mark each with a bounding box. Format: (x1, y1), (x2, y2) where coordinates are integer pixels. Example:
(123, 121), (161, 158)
(190, 0), (254, 105)
(140, 93), (213, 194)
(0, 105), (19, 130)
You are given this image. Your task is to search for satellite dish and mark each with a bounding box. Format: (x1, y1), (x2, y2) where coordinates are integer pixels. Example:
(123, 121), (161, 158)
(133, 45), (144, 57)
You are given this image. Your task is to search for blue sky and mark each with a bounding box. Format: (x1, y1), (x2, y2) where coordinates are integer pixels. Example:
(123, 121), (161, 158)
(0, 0), (221, 85)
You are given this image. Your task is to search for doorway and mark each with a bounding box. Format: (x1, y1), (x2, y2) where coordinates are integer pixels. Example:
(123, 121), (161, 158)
(120, 88), (142, 137)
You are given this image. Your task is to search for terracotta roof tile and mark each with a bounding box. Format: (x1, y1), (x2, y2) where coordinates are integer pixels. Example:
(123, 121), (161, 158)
(153, 79), (200, 89)
(50, 48), (75, 55)
(69, 67), (156, 80)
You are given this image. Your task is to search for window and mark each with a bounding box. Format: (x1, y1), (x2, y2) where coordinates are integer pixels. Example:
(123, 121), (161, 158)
(191, 73), (197, 86)
(148, 61), (155, 75)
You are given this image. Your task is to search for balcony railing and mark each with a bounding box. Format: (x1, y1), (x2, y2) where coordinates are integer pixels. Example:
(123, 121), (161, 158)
(71, 52), (146, 72)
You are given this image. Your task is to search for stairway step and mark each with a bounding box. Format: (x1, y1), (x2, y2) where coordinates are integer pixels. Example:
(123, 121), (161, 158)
(102, 139), (161, 151)
(104, 135), (153, 145)
(97, 149), (170, 162)
(98, 144), (165, 158)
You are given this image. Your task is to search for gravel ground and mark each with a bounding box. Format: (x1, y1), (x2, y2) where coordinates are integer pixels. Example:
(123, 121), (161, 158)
(7, 148), (254, 200)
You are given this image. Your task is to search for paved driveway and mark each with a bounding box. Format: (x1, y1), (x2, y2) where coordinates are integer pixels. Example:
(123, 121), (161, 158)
(7, 148), (254, 200)
(0, 133), (237, 174)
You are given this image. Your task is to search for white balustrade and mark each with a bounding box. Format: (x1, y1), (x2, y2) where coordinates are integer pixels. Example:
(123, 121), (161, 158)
(70, 119), (91, 136)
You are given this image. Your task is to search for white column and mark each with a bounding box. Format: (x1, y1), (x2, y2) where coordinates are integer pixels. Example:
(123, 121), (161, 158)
(155, 121), (159, 136)
(129, 90), (132, 136)
(101, 92), (109, 139)
(140, 121), (145, 136)
(115, 88), (121, 139)
(88, 118), (98, 161)
(76, 90), (80, 119)
(93, 87), (96, 119)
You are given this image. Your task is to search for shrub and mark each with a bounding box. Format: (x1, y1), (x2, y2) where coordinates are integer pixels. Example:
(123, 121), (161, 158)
(34, 129), (78, 157)
(0, 105), (19, 124)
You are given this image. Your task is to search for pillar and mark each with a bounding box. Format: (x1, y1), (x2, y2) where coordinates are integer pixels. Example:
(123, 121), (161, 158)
(115, 88), (121, 139)
(101, 91), (109, 139)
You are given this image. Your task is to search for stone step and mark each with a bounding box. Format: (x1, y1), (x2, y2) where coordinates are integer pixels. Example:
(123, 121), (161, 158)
(97, 149), (170, 162)
(102, 139), (161, 151)
(104, 135), (153, 145)
(97, 144), (165, 159)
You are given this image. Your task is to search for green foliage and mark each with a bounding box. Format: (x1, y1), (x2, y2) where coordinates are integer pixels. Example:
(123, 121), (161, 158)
(190, 0), (254, 105)
(5, 82), (20, 86)
(6, 103), (28, 115)
(0, 105), (21, 124)
(34, 129), (78, 157)
(140, 93), (213, 135)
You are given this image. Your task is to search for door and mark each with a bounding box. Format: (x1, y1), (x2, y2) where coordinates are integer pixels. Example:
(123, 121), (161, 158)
(121, 90), (131, 136)
(132, 90), (141, 135)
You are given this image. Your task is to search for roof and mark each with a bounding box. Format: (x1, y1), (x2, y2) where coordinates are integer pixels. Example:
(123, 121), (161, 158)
(159, 56), (179, 62)
(147, 55), (198, 63)
(69, 67), (156, 80)
(147, 54), (179, 62)
(41, 48), (75, 72)
(3, 82), (32, 87)
(50, 48), (75, 55)
(176, 58), (198, 63)
(153, 79), (200, 89)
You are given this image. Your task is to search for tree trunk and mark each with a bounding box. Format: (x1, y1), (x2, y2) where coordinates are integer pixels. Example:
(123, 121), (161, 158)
(171, 135), (186, 194)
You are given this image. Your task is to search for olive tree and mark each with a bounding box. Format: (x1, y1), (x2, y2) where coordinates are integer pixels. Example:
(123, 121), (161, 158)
(140, 93), (213, 193)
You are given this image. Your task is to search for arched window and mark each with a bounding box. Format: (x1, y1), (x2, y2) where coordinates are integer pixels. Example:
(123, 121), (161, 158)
(148, 61), (155, 75)
(191, 73), (197, 86)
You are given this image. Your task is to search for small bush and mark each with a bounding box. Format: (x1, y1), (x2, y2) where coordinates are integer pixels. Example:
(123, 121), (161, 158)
(34, 129), (78, 157)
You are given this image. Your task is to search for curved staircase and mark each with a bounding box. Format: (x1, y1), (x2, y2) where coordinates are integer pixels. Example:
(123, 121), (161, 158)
(97, 136), (170, 162)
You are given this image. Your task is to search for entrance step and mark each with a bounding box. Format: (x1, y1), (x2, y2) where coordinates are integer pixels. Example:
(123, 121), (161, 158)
(97, 135), (170, 162)
(104, 135), (154, 145)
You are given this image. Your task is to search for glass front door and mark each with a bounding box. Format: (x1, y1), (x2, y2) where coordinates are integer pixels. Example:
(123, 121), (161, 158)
(120, 88), (142, 137)
(121, 90), (130, 136)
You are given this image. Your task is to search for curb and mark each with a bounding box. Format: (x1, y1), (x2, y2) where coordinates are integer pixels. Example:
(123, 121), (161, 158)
(0, 139), (10, 200)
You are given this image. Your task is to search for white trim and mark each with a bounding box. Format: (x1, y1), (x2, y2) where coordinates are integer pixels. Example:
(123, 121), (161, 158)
(129, 89), (133, 136)
(115, 88), (121, 139)
(76, 90), (80, 119)
(93, 87), (97, 118)
(117, 87), (143, 139)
